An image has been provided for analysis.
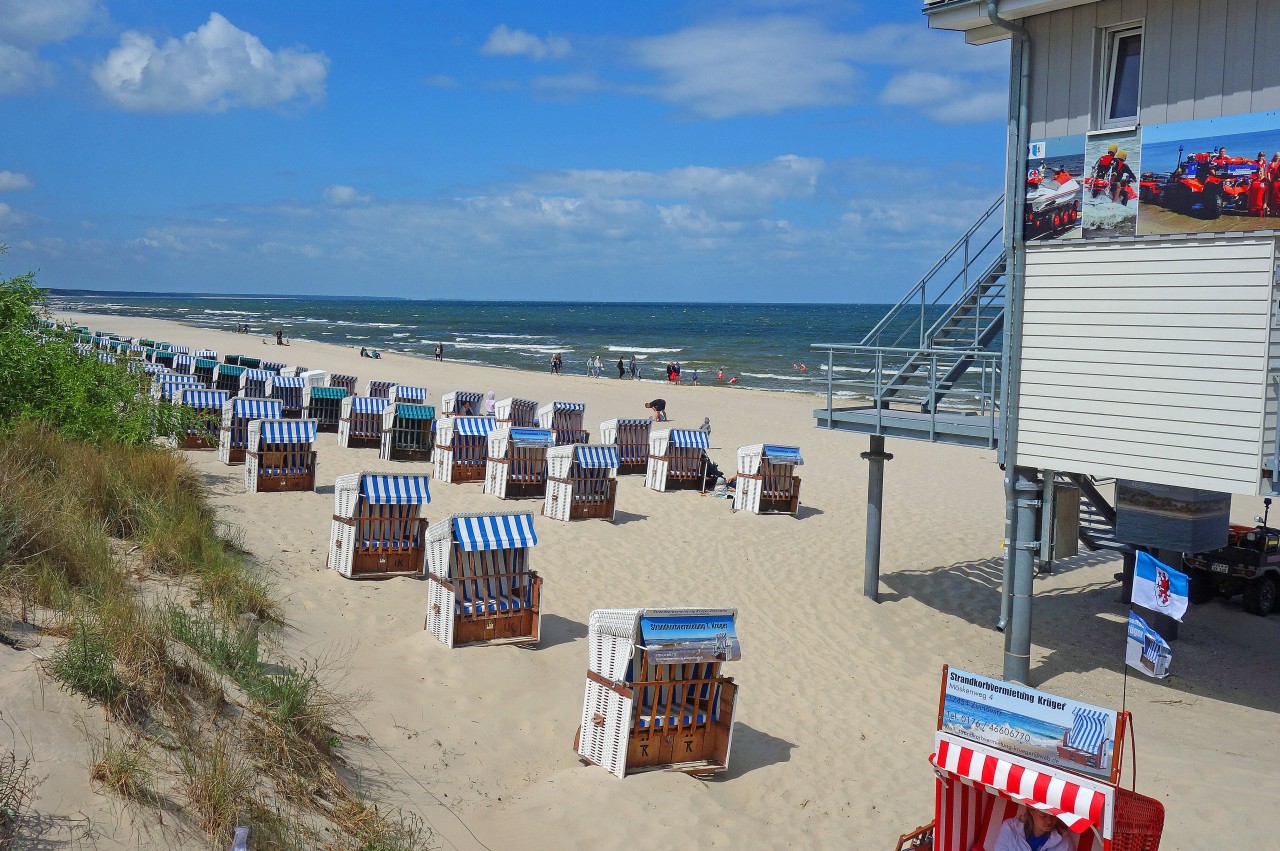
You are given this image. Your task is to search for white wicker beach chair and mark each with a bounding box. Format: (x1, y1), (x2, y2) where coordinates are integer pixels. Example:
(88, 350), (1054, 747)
(338, 396), (390, 448)
(495, 397), (538, 427)
(434, 416), (495, 483)
(537, 401), (589, 446)
(733, 444), (803, 516)
(329, 472), (431, 579)
(244, 419), (318, 493)
(644, 429), (711, 492)
(217, 397), (283, 465)
(484, 426), (554, 499)
(600, 418), (651, 475)
(544, 444), (619, 521)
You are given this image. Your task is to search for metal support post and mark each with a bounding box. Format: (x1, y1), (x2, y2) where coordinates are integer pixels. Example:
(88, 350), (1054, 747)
(861, 435), (894, 602)
(1003, 467), (1040, 684)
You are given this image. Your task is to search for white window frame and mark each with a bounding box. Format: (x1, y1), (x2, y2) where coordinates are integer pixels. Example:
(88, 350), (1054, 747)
(1099, 24), (1142, 131)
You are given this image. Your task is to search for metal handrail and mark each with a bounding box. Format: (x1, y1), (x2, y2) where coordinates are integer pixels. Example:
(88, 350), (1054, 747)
(920, 246), (1007, 346)
(859, 195), (1004, 348)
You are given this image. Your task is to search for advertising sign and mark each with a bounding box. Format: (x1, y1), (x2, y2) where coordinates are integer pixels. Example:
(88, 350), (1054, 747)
(1083, 128), (1141, 238)
(1025, 135), (1084, 241)
(639, 613), (741, 664)
(1126, 611), (1172, 679)
(940, 667), (1117, 780)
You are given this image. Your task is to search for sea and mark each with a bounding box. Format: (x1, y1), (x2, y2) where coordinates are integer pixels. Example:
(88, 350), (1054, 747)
(47, 290), (954, 400)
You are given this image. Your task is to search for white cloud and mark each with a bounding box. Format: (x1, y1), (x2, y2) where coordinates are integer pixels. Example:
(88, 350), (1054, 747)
(0, 0), (105, 47)
(0, 42), (53, 93)
(323, 184), (370, 206)
(92, 13), (329, 113)
(482, 25), (571, 61)
(0, 170), (34, 191)
(880, 71), (1005, 123)
(421, 74), (458, 89)
(632, 17), (859, 118)
(0, 201), (41, 228)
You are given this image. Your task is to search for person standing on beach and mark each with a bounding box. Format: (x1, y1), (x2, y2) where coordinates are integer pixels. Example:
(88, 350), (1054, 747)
(629, 355), (637, 380)
(552, 352), (562, 375)
(593, 354), (603, 378)
(689, 367), (698, 385)
(434, 342), (443, 361)
(616, 357), (625, 379)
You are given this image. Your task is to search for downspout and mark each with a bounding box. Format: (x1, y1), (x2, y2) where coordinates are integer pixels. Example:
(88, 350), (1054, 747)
(985, 0), (1036, 684)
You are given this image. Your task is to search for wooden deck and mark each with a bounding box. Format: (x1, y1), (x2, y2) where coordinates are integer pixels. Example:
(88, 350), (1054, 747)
(814, 405), (1000, 449)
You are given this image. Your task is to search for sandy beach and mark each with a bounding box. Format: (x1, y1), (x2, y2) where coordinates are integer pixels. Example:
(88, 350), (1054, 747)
(4, 310), (1277, 849)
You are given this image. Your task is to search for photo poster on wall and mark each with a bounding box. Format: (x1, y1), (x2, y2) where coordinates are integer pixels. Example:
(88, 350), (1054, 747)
(1137, 110), (1280, 235)
(1082, 128), (1141, 238)
(1025, 136), (1085, 241)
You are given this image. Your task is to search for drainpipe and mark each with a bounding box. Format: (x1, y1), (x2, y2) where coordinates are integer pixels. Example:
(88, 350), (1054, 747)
(985, 0), (1036, 684)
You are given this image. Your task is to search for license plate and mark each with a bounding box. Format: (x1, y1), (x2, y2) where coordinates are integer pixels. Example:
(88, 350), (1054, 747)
(1211, 563), (1230, 574)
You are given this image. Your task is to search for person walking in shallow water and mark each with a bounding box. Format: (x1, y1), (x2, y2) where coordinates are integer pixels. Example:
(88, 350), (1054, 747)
(629, 355), (637, 380)
(616, 357), (625, 379)
(434, 342), (443, 361)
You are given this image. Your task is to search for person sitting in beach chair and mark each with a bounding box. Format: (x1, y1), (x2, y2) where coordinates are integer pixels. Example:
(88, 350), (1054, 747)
(994, 808), (1071, 851)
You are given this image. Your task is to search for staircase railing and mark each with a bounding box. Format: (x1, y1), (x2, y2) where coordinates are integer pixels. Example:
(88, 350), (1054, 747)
(860, 195), (1005, 350)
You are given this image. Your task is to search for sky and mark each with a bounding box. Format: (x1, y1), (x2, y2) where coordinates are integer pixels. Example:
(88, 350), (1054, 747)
(0, 0), (1011, 302)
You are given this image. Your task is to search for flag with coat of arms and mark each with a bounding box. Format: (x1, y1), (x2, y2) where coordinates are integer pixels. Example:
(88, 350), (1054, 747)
(1132, 551), (1189, 622)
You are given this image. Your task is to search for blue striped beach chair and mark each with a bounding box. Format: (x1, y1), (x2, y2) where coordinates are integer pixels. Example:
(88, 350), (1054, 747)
(245, 418), (318, 493)
(178, 389), (229, 448)
(644, 428), (710, 492)
(425, 512), (542, 647)
(239, 368), (272, 399)
(544, 444), (618, 521)
(495, 397), (538, 427)
(732, 444), (802, 516)
(265, 375), (306, 418)
(600, 418), (651, 475)
(576, 607), (740, 778)
(484, 426), (554, 499)
(338, 395), (389, 448)
(441, 390), (484, 417)
(434, 416), (495, 483)
(218, 397), (282, 464)
(329, 472), (431, 578)
(538, 401), (589, 446)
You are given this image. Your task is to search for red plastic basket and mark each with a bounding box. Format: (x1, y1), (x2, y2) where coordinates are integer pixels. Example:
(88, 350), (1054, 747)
(1111, 788), (1165, 851)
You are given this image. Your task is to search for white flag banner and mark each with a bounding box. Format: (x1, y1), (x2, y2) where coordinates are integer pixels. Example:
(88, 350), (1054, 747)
(1132, 551), (1189, 622)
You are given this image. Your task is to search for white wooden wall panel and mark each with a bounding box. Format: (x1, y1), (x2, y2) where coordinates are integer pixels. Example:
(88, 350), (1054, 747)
(1017, 237), (1277, 494)
(1028, 0), (1280, 138)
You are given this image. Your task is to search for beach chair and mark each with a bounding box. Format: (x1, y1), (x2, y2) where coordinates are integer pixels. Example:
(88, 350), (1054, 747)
(154, 374), (203, 402)
(1056, 707), (1112, 770)
(261, 360), (285, 374)
(424, 512), (542, 648)
(245, 419), (318, 493)
(279, 365), (304, 378)
(495, 397), (538, 427)
(575, 608), (740, 778)
(391, 384), (428, 404)
(239, 368), (272, 399)
(538, 401), (589, 446)
(544, 444), (619, 521)
(440, 390), (484, 417)
(300, 369), (327, 388)
(328, 472), (431, 578)
(733, 444), (802, 516)
(223, 354), (242, 366)
(193, 358), (218, 386)
(239, 356), (262, 369)
(170, 345), (191, 355)
(195, 349), (217, 360)
(213, 363), (246, 394)
(366, 379), (395, 399)
(379, 403), (436, 462)
(434, 416), (495, 484)
(177, 388), (228, 449)
(217, 397), (282, 465)
(645, 429), (712, 493)
(338, 396), (390, 449)
(329, 373), (358, 395)
(265, 375), (306, 418)
(153, 349), (176, 370)
(172, 353), (195, 375)
(600, 418), (651, 475)
(485, 426), (554, 499)
(304, 386), (347, 433)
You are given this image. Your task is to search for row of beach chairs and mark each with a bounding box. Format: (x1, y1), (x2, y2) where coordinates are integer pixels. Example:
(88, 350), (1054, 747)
(64, 326), (748, 780)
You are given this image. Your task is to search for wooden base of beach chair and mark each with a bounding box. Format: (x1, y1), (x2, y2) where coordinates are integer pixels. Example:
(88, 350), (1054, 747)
(504, 480), (547, 499)
(281, 408), (302, 419)
(665, 474), (706, 492)
(569, 481), (617, 520)
(315, 421), (339, 433)
(759, 479), (801, 515)
(255, 471), (316, 492)
(625, 687), (735, 775)
(223, 447), (246, 464)
(893, 822), (934, 851)
(350, 546), (425, 577)
(453, 577), (542, 646)
(450, 465), (486, 484)
(388, 447), (433, 462)
(179, 434), (217, 449)
(617, 460), (646, 476)
(344, 436), (381, 449)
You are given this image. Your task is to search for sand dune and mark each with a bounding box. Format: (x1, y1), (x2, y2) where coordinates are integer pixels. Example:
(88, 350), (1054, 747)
(3, 310), (1275, 849)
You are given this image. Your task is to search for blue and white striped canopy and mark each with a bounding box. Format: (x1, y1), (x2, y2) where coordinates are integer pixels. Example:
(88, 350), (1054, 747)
(173, 354), (194, 368)
(259, 419), (317, 444)
(142, 362), (167, 374)
(574, 445), (619, 468)
(231, 398), (283, 419)
(74, 342), (92, 354)
(452, 514), (537, 551)
(350, 396), (389, 414)
(170, 345), (191, 354)
(550, 401), (585, 412)
(454, 417), (495, 437)
(331, 373), (357, 384)
(1064, 708), (1110, 753)
(129, 343), (144, 352)
(510, 427), (554, 447)
(269, 375), (306, 388)
(361, 474), (431, 505)
(763, 445), (804, 465)
(395, 385), (427, 401)
(612, 418), (650, 427)
(97, 352), (116, 364)
(182, 390), (229, 408)
(671, 429), (710, 449)
(195, 349), (217, 359)
(163, 374), (201, 384)
(242, 369), (272, 383)
(261, 361), (285, 372)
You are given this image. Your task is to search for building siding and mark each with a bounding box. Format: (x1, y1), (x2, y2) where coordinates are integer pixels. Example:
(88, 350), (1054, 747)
(1016, 236), (1277, 494)
(1026, 0), (1280, 138)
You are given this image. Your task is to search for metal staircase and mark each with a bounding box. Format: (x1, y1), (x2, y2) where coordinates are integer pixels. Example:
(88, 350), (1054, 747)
(1059, 474), (1133, 554)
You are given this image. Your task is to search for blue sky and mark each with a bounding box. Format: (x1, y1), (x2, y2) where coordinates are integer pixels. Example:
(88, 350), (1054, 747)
(0, 0), (1010, 302)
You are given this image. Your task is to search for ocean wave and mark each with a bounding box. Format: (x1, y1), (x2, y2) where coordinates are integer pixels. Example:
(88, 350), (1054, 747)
(365, 322), (402, 328)
(739, 372), (814, 382)
(460, 333), (553, 340)
(202, 309), (256, 315)
(447, 341), (567, 353)
(392, 333), (410, 338)
(606, 346), (682, 354)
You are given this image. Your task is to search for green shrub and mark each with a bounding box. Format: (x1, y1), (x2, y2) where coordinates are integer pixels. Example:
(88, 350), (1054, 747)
(51, 622), (125, 707)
